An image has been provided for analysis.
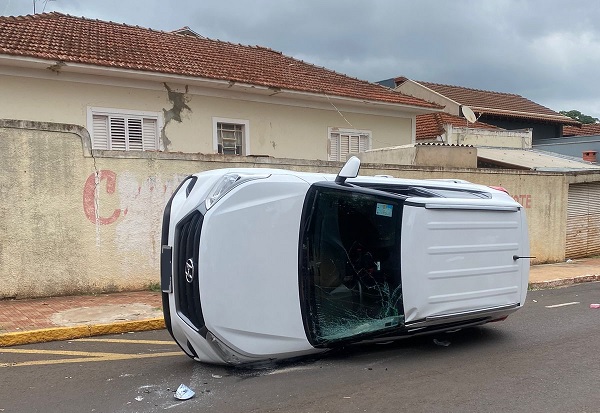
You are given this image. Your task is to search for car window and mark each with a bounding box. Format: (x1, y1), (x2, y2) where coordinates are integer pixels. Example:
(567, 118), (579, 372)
(300, 185), (404, 345)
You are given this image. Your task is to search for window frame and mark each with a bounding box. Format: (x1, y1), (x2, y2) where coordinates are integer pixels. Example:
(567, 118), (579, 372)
(212, 117), (250, 156)
(87, 107), (163, 151)
(298, 182), (405, 346)
(328, 127), (372, 161)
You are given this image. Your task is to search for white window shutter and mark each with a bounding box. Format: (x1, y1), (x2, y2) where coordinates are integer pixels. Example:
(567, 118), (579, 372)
(109, 117), (126, 150)
(92, 114), (109, 149)
(349, 134), (360, 154)
(329, 132), (340, 161)
(127, 118), (143, 151)
(142, 118), (158, 150)
(329, 129), (371, 161)
(359, 134), (370, 152)
(90, 109), (161, 152)
(340, 134), (350, 160)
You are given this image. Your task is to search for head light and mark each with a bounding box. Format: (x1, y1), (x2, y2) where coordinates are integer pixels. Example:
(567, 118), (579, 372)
(204, 172), (270, 210)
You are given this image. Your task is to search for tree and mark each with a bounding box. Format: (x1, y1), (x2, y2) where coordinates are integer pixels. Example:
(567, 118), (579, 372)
(559, 110), (599, 124)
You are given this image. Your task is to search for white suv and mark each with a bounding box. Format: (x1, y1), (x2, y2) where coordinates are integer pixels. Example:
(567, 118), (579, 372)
(161, 157), (529, 365)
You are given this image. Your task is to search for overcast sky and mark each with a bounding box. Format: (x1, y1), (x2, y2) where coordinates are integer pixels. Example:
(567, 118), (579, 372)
(2, 0), (599, 119)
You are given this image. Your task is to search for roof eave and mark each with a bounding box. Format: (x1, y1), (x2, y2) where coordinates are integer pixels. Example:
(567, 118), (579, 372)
(469, 106), (581, 126)
(0, 54), (442, 114)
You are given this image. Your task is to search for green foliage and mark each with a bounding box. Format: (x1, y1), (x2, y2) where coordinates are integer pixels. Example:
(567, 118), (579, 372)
(559, 110), (599, 124)
(148, 282), (161, 292)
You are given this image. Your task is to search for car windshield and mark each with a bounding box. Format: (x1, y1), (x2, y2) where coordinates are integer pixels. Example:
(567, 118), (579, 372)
(299, 184), (405, 345)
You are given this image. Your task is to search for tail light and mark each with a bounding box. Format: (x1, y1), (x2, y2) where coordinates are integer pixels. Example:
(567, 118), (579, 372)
(489, 186), (509, 194)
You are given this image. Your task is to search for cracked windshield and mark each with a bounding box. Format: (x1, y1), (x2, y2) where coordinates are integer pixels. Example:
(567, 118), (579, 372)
(302, 186), (404, 344)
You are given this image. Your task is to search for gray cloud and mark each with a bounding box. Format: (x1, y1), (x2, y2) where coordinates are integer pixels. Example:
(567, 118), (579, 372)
(2, 0), (599, 118)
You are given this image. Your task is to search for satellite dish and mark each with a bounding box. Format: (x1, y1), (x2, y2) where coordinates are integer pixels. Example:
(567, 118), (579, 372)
(461, 106), (477, 123)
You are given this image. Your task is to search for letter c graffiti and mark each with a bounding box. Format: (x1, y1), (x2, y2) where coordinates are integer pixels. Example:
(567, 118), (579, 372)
(83, 170), (121, 225)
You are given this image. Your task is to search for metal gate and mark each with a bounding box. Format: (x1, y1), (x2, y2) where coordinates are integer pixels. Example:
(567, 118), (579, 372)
(566, 182), (600, 259)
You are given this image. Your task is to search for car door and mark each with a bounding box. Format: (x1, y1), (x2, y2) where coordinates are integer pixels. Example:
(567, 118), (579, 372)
(400, 197), (529, 326)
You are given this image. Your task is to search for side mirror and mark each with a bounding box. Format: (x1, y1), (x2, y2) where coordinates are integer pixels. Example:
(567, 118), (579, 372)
(335, 156), (361, 184)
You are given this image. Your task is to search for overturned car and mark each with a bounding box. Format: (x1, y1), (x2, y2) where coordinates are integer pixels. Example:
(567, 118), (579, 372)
(161, 157), (529, 365)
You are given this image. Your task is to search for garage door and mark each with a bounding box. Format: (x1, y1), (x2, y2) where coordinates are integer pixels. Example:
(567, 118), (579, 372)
(566, 182), (600, 259)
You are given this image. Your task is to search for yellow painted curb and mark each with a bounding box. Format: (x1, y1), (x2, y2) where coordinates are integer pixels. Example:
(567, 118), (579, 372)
(0, 318), (165, 347)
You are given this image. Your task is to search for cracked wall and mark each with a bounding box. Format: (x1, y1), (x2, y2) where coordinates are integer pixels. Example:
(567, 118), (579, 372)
(0, 72), (415, 158)
(161, 83), (192, 150)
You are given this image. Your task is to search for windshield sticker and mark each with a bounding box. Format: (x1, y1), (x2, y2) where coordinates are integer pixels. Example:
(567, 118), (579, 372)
(376, 203), (393, 217)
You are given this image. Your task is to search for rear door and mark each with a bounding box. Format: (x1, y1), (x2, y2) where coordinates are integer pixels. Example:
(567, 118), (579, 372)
(401, 198), (528, 324)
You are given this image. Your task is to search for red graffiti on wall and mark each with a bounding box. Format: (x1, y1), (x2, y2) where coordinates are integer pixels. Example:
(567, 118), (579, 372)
(83, 170), (121, 224)
(512, 194), (532, 208)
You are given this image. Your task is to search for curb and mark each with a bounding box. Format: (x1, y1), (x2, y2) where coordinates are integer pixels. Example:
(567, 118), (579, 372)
(0, 318), (165, 347)
(2, 276), (599, 347)
(528, 274), (600, 290)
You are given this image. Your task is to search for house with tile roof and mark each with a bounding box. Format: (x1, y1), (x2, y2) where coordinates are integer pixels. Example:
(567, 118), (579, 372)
(414, 111), (533, 149)
(533, 122), (600, 164)
(379, 77), (579, 142)
(563, 123), (600, 137)
(0, 13), (441, 162)
(415, 112), (497, 141)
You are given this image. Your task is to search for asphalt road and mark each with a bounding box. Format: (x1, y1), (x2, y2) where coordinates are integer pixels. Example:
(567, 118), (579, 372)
(1, 283), (600, 413)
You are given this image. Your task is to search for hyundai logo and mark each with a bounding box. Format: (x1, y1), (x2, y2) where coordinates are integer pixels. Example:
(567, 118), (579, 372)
(184, 258), (195, 284)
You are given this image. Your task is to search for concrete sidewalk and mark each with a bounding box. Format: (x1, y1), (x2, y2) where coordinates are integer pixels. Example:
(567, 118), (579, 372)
(529, 257), (600, 289)
(1, 258), (599, 347)
(0, 291), (164, 346)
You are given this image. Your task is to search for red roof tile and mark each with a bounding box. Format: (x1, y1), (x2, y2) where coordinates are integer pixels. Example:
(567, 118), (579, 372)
(0, 13), (440, 110)
(563, 123), (600, 136)
(416, 112), (498, 140)
(399, 78), (579, 125)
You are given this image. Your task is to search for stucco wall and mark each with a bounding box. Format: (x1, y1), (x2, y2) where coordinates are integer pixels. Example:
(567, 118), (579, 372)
(356, 145), (477, 168)
(418, 169), (569, 264)
(0, 72), (413, 160)
(2, 121), (593, 298)
(0, 120), (367, 299)
(446, 126), (533, 148)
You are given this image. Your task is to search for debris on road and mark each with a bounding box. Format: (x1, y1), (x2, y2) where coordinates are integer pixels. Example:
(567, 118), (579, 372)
(590, 304), (600, 309)
(174, 384), (195, 400)
(433, 339), (451, 347)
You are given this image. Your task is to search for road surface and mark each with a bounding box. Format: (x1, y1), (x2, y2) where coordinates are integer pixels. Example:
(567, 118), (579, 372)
(1, 283), (599, 412)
